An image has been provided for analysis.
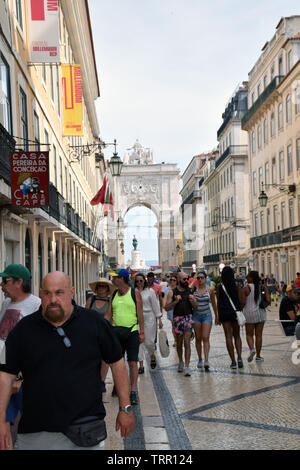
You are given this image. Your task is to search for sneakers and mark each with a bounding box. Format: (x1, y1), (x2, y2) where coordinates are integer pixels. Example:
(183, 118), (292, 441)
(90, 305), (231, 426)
(204, 361), (210, 371)
(197, 360), (204, 369)
(248, 349), (256, 363)
(130, 391), (138, 405)
(177, 361), (184, 373)
(230, 362), (237, 369)
(237, 358), (244, 369)
(255, 357), (264, 362)
(184, 367), (192, 376)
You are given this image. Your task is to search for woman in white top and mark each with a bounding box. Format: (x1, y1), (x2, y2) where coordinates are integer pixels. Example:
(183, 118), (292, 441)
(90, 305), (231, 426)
(241, 271), (270, 363)
(135, 273), (162, 373)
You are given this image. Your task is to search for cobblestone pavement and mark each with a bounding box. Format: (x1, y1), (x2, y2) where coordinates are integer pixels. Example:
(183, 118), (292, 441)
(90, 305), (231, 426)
(104, 304), (300, 450)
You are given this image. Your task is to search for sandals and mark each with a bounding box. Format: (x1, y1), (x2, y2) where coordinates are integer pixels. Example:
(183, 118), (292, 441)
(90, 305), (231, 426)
(150, 358), (157, 369)
(138, 366), (144, 374)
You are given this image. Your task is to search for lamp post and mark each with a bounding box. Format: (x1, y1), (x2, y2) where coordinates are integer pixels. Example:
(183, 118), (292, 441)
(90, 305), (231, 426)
(107, 139), (123, 177)
(258, 182), (296, 207)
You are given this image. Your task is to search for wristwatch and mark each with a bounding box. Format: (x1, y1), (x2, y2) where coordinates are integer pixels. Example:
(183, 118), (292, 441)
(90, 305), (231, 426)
(119, 405), (133, 414)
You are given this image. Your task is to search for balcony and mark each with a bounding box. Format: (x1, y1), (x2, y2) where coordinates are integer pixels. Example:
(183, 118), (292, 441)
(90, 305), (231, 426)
(215, 145), (248, 169)
(181, 190), (202, 207)
(241, 76), (284, 129)
(250, 225), (300, 249)
(0, 123), (16, 185)
(217, 110), (247, 138)
(203, 254), (220, 264)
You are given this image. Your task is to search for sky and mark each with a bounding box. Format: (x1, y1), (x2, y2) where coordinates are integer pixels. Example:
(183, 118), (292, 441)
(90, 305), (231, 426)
(89, 0), (300, 263)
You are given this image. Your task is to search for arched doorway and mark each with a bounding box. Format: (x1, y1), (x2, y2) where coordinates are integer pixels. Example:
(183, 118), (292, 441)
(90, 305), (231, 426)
(124, 205), (158, 270)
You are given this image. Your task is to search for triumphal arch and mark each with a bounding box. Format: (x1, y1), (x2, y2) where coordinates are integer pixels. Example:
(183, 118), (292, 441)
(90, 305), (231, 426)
(113, 140), (181, 269)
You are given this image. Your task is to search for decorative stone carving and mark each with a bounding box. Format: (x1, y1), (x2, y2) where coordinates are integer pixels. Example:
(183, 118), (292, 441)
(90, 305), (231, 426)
(126, 139), (154, 165)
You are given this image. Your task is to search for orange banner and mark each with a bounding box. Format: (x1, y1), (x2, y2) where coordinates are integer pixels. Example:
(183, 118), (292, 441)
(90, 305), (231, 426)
(62, 65), (83, 136)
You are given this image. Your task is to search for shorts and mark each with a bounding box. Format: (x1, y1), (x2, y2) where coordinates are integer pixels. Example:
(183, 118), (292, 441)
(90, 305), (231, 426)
(115, 329), (139, 362)
(192, 312), (213, 324)
(173, 314), (194, 337)
(15, 432), (105, 450)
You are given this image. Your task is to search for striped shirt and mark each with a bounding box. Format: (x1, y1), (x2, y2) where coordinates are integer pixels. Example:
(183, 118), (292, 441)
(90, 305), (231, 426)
(195, 289), (211, 316)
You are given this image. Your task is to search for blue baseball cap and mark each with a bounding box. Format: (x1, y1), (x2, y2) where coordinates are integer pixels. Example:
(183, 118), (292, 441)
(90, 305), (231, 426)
(109, 268), (130, 279)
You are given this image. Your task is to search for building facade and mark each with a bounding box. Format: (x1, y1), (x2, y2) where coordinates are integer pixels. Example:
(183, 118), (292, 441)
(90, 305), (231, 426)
(202, 84), (250, 275)
(0, 0), (104, 304)
(242, 16), (300, 283)
(181, 152), (215, 273)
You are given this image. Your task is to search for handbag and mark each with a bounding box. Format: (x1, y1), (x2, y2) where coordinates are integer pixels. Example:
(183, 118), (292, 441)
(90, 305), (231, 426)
(221, 283), (246, 327)
(64, 416), (107, 447)
(259, 286), (270, 309)
(158, 329), (170, 358)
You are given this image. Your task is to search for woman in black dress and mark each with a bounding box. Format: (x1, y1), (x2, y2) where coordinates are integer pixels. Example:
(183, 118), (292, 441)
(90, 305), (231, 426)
(216, 266), (244, 369)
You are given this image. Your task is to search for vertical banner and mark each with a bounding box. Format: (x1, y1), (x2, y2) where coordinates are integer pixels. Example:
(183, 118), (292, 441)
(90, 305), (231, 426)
(11, 152), (49, 207)
(62, 65), (83, 136)
(27, 0), (60, 63)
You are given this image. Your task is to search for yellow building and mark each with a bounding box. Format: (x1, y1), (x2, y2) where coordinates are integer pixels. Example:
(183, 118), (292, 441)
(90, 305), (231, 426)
(0, 0), (106, 304)
(242, 16), (300, 283)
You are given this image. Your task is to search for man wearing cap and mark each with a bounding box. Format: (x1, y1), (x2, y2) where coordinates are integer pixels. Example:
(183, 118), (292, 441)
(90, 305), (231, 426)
(106, 269), (144, 406)
(279, 285), (298, 336)
(0, 264), (41, 449)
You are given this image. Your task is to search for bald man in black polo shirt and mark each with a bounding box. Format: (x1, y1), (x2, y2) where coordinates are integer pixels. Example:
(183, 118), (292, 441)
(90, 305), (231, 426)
(0, 272), (134, 450)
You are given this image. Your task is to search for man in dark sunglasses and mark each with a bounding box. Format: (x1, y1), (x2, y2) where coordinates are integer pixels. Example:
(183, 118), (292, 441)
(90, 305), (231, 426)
(0, 271), (134, 450)
(0, 264), (41, 450)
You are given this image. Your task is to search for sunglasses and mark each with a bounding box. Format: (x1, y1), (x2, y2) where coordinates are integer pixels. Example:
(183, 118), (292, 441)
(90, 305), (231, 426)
(96, 284), (108, 288)
(170, 278), (177, 282)
(56, 327), (71, 348)
(2, 277), (15, 284)
(197, 276), (205, 280)
(136, 279), (144, 283)
(182, 278), (188, 281)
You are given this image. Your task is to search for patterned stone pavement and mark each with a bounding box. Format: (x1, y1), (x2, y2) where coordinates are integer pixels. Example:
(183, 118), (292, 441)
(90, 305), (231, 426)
(104, 304), (300, 450)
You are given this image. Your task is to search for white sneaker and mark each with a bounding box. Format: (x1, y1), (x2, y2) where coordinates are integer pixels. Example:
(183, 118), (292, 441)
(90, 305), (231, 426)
(255, 357), (264, 362)
(184, 367), (191, 376)
(177, 362), (184, 373)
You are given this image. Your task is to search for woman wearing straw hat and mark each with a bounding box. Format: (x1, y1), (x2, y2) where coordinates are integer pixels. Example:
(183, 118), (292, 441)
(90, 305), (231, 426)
(86, 278), (116, 316)
(86, 278), (116, 391)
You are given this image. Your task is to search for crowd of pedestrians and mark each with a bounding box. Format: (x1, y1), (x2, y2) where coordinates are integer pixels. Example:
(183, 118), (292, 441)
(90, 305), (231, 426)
(1, 263), (300, 451)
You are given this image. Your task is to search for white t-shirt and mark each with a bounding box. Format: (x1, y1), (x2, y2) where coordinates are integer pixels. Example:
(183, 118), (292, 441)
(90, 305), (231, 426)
(0, 294), (41, 341)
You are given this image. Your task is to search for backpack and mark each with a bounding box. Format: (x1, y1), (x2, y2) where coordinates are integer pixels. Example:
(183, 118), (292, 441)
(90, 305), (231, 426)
(111, 287), (137, 306)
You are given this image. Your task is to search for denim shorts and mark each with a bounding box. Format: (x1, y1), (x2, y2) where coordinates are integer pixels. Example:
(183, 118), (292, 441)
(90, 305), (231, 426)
(192, 312), (213, 324)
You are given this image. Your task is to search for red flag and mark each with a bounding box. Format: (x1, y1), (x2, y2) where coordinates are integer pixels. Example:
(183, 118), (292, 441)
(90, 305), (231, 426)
(90, 176), (107, 206)
(109, 192), (114, 220)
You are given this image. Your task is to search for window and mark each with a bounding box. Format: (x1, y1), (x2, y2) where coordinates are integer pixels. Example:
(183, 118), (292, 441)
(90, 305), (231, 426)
(278, 103), (283, 129)
(296, 83), (300, 114)
(251, 92), (255, 106)
(279, 151), (284, 180)
(257, 83), (261, 97)
(251, 130), (256, 153)
(286, 94), (291, 123)
(65, 166), (68, 200)
(281, 202), (286, 229)
(253, 171), (257, 195)
(278, 56), (283, 76)
(297, 138), (300, 169)
(254, 213), (258, 236)
(50, 65), (54, 102)
(15, 0), (23, 30)
(59, 157), (63, 194)
(260, 211), (265, 235)
(273, 205), (278, 232)
(53, 144), (57, 187)
(263, 75), (268, 89)
(20, 87), (28, 150)
(271, 65), (275, 80)
(270, 112), (275, 136)
(264, 118), (268, 143)
(267, 208), (271, 233)
(272, 157), (277, 184)
(287, 50), (292, 72)
(265, 162), (269, 185)
(56, 65), (61, 117)
(33, 111), (40, 151)
(289, 199), (294, 227)
(0, 54), (12, 133)
(257, 125), (262, 148)
(259, 167), (263, 190)
(287, 144), (293, 175)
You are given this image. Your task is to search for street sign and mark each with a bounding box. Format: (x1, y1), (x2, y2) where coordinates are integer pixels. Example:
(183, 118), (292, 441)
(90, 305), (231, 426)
(11, 152), (49, 207)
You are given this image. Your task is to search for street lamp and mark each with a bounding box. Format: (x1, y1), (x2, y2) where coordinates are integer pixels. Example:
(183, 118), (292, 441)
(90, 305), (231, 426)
(258, 182), (296, 208)
(108, 139), (123, 177)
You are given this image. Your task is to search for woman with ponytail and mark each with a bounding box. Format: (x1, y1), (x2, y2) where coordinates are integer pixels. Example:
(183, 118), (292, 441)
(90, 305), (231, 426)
(242, 271), (270, 363)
